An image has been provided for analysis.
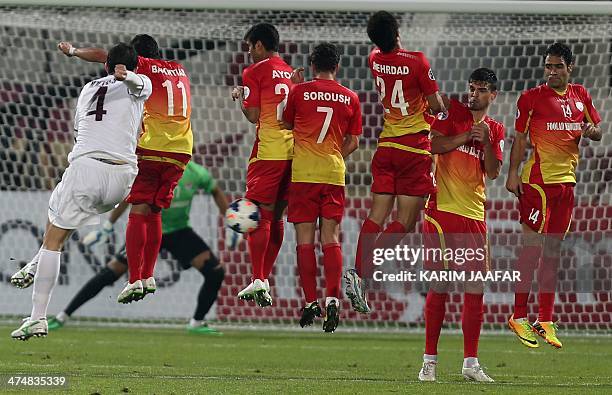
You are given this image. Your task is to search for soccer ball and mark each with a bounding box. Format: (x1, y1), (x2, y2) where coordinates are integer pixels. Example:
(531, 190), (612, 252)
(226, 198), (260, 233)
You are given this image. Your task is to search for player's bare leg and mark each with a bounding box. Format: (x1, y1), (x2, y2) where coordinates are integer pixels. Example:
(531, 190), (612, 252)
(10, 221), (51, 289)
(346, 193), (395, 313)
(12, 224), (71, 340)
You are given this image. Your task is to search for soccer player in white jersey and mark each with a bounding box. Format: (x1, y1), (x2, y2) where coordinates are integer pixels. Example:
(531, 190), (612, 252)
(10, 43), (152, 340)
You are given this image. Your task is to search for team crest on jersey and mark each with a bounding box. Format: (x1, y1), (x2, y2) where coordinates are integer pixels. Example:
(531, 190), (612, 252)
(428, 68), (436, 81)
(243, 86), (250, 99)
(436, 111), (448, 120)
(576, 101), (584, 112)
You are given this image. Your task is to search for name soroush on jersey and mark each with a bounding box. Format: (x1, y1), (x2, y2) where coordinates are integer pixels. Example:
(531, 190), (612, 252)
(69, 72), (153, 165)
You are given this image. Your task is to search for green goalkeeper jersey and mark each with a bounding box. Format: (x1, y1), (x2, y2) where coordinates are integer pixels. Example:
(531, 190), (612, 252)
(162, 161), (216, 234)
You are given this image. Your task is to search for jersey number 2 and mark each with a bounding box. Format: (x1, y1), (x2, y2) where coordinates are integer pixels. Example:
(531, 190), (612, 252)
(87, 87), (108, 121)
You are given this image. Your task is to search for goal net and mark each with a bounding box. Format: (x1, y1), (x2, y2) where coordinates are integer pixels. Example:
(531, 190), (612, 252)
(0, 5), (610, 331)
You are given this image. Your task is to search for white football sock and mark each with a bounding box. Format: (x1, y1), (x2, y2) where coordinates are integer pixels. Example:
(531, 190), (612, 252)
(424, 354), (437, 362)
(30, 249), (61, 320)
(189, 318), (203, 327)
(463, 357), (479, 368)
(27, 246), (43, 274)
(56, 311), (68, 323)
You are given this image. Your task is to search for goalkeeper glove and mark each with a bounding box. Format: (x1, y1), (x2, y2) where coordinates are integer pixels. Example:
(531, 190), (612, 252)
(82, 220), (114, 248)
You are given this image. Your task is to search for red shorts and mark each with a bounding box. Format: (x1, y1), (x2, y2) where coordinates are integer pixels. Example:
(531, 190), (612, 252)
(519, 183), (574, 238)
(423, 208), (489, 271)
(371, 147), (435, 196)
(288, 182), (345, 223)
(245, 160), (291, 205)
(126, 159), (185, 209)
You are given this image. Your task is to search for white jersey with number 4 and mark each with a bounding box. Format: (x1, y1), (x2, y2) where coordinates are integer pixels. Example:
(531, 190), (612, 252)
(69, 72), (153, 165)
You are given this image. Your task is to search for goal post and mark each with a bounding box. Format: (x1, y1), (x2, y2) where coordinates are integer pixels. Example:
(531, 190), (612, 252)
(0, 2), (609, 331)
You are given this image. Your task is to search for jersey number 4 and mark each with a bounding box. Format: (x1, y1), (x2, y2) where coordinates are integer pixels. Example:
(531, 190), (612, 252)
(376, 77), (409, 115)
(87, 87), (108, 121)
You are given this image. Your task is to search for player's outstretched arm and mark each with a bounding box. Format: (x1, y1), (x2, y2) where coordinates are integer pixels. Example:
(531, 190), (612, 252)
(58, 42), (107, 63)
(341, 135), (359, 158)
(430, 130), (471, 154)
(211, 186), (229, 215)
(505, 132), (527, 197)
(582, 122), (602, 141)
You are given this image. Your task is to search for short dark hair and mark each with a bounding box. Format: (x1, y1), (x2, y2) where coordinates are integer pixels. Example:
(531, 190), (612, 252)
(469, 67), (498, 92)
(130, 34), (160, 59)
(107, 43), (138, 74)
(367, 11), (399, 53)
(244, 23), (279, 52)
(544, 42), (574, 66)
(309, 43), (340, 73)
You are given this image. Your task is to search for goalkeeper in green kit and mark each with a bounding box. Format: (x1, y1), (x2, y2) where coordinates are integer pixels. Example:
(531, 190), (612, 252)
(44, 161), (239, 334)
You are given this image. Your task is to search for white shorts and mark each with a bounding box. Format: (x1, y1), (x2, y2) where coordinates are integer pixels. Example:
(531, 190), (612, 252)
(48, 156), (138, 229)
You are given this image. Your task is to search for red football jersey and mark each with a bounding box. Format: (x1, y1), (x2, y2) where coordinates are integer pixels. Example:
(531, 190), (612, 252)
(429, 99), (505, 221)
(136, 56), (193, 156)
(242, 56), (294, 161)
(283, 78), (362, 186)
(515, 83), (601, 185)
(368, 48), (439, 141)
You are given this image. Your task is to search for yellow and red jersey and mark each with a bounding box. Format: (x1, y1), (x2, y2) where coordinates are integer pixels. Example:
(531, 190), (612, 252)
(515, 83), (601, 185)
(136, 56), (193, 161)
(428, 99), (505, 221)
(368, 47), (439, 154)
(242, 56), (294, 162)
(283, 79), (362, 186)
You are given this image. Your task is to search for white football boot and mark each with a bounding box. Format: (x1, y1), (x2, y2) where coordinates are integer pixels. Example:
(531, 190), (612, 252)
(238, 279), (270, 301)
(117, 280), (144, 304)
(143, 277), (156, 297)
(252, 279), (272, 307)
(462, 365), (494, 382)
(10, 260), (38, 289)
(11, 317), (48, 341)
(418, 360), (437, 382)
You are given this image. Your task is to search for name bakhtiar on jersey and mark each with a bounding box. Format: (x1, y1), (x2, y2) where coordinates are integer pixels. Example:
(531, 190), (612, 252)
(429, 99), (505, 221)
(242, 56), (294, 162)
(284, 79), (362, 186)
(516, 83), (601, 185)
(136, 56), (193, 156)
(369, 48), (439, 141)
(70, 72), (152, 165)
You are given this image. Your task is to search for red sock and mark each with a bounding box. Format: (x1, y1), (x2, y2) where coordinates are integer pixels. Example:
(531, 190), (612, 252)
(462, 293), (484, 358)
(263, 220), (284, 279)
(126, 213), (147, 283)
(424, 290), (448, 355)
(376, 220), (407, 251)
(354, 218), (381, 277)
(141, 211), (162, 279)
(297, 244), (317, 302)
(513, 245), (541, 319)
(537, 255), (558, 322)
(247, 208), (272, 280)
(323, 243), (342, 299)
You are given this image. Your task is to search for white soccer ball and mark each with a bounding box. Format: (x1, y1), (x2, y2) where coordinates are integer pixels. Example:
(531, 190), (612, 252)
(226, 198), (260, 234)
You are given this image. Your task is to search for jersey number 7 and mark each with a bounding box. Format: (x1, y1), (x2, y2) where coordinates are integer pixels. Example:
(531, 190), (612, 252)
(316, 106), (333, 143)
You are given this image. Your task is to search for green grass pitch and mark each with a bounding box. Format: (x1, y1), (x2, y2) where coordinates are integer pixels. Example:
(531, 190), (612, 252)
(1, 325), (611, 394)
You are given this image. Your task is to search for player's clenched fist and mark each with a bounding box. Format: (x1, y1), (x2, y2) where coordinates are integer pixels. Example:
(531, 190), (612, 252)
(291, 67), (305, 84)
(505, 172), (523, 197)
(113, 64), (128, 81)
(470, 122), (491, 146)
(57, 41), (74, 56)
(231, 86), (244, 101)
